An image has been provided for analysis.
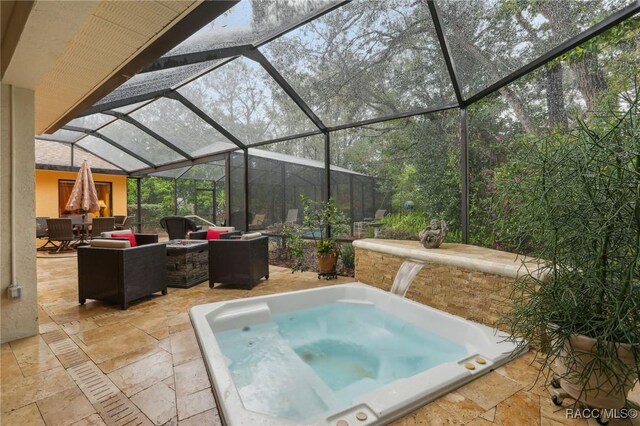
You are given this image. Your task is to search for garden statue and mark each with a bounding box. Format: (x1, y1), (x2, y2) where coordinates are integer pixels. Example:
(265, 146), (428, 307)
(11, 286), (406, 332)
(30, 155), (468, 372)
(419, 220), (448, 248)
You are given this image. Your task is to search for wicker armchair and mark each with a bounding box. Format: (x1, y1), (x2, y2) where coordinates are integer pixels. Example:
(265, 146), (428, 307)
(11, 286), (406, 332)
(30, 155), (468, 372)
(45, 218), (76, 252)
(77, 234), (166, 309)
(160, 216), (199, 240)
(208, 236), (269, 289)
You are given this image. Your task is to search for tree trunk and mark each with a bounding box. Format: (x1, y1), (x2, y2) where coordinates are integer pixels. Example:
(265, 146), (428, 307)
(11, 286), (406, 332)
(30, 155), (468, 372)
(570, 52), (608, 110)
(546, 63), (568, 130)
(498, 86), (537, 134)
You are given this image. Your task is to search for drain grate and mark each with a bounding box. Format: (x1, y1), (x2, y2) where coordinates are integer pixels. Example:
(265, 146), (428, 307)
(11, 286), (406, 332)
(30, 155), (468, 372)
(48, 338), (89, 368)
(67, 361), (152, 426)
(39, 322), (60, 334)
(68, 361), (121, 404)
(41, 329), (67, 344)
(95, 392), (153, 426)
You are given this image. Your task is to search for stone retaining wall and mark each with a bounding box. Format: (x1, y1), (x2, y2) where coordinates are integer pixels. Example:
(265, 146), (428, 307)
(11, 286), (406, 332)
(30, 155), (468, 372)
(354, 247), (516, 330)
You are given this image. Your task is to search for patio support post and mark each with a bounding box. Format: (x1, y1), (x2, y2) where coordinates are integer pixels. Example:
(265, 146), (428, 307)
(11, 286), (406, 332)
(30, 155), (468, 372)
(324, 132), (331, 237)
(224, 153), (231, 226)
(243, 149), (249, 232)
(136, 178), (142, 233)
(174, 179), (178, 215)
(212, 181), (217, 224)
(349, 174), (354, 234)
(460, 108), (469, 244)
(281, 163), (286, 222)
(324, 132), (331, 203)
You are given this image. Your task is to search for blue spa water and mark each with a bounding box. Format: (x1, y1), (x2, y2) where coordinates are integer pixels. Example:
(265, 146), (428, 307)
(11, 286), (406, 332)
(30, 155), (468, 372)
(214, 303), (467, 422)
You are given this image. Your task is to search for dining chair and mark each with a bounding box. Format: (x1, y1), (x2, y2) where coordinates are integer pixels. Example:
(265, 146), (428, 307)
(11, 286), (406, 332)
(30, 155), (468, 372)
(90, 217), (115, 237)
(45, 218), (76, 252)
(115, 216), (133, 230)
(36, 217), (57, 251)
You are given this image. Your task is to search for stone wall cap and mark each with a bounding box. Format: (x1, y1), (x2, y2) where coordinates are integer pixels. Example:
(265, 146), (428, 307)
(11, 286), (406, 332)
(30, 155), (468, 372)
(352, 239), (547, 280)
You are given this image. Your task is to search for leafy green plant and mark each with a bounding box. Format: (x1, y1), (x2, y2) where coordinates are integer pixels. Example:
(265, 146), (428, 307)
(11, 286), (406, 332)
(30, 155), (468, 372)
(379, 212), (429, 238)
(286, 196), (349, 272)
(340, 243), (355, 269)
(281, 223), (306, 272)
(502, 93), (640, 397)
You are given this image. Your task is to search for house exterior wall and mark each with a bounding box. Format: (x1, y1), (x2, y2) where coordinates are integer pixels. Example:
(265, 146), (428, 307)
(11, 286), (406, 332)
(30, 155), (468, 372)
(1, 83), (38, 343)
(35, 170), (128, 219)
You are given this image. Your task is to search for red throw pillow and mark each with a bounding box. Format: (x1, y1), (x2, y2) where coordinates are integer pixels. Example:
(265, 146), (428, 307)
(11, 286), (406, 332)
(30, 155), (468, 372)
(112, 233), (137, 247)
(206, 229), (229, 240)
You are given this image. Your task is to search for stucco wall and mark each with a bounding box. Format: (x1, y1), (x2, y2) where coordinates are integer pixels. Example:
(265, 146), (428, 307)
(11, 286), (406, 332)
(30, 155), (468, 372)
(1, 84), (38, 343)
(35, 170), (128, 218)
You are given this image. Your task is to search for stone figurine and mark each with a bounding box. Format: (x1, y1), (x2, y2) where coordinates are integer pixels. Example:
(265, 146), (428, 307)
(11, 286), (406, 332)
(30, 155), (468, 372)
(419, 220), (448, 249)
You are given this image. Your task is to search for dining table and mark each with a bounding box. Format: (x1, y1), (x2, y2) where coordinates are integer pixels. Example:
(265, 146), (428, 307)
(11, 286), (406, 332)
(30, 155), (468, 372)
(72, 222), (93, 246)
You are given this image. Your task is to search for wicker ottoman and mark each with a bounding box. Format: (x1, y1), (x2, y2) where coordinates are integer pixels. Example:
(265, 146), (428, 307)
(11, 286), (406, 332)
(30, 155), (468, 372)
(166, 239), (209, 288)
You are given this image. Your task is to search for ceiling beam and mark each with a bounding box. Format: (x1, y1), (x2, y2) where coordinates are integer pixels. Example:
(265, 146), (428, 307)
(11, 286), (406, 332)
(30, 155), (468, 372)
(244, 49), (327, 132)
(428, 0), (464, 108)
(165, 91), (247, 150)
(103, 111), (194, 161)
(140, 44), (251, 73)
(63, 125), (156, 168)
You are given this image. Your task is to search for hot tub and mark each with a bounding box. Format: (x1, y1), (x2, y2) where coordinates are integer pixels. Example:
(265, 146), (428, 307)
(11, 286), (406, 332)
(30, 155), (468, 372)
(190, 283), (522, 425)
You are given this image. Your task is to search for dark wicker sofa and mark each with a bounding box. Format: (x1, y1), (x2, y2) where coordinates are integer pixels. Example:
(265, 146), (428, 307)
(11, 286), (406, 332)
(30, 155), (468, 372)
(208, 236), (269, 289)
(77, 233), (167, 309)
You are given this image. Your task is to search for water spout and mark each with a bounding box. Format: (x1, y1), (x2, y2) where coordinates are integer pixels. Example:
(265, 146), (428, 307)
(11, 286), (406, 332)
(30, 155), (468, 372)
(390, 260), (424, 297)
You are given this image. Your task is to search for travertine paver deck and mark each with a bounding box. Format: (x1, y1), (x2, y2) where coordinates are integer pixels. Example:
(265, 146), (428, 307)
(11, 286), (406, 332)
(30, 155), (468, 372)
(1, 255), (637, 425)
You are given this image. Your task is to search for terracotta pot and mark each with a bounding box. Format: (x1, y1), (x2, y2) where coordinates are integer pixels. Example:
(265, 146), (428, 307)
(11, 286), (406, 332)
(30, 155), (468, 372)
(552, 331), (638, 409)
(317, 252), (338, 274)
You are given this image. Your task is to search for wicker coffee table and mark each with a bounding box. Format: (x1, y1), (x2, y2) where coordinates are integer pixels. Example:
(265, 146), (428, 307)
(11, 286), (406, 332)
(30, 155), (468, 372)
(165, 239), (209, 288)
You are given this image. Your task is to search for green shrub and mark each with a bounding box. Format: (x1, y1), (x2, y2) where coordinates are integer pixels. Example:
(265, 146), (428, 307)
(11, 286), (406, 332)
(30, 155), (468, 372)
(379, 212), (429, 239)
(340, 244), (355, 269)
(376, 227), (419, 240)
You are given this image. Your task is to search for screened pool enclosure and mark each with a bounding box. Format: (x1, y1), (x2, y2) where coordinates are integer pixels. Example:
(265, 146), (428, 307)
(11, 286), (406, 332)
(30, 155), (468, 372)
(35, 0), (640, 239)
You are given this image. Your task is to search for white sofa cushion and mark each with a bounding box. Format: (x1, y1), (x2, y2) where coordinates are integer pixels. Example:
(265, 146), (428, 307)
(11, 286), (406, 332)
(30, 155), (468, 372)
(101, 229), (133, 238)
(90, 239), (131, 248)
(240, 232), (262, 240)
(208, 226), (235, 232)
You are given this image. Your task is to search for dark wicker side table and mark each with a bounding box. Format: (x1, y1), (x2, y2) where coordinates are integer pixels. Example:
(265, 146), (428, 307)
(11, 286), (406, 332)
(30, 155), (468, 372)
(166, 239), (209, 288)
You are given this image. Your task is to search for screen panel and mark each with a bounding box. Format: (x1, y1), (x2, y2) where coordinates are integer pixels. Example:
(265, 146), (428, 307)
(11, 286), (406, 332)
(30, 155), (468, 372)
(261, 0), (456, 127)
(178, 57), (317, 144)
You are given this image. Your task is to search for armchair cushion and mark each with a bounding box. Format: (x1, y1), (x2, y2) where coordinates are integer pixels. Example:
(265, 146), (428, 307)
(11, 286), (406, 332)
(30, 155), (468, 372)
(90, 239), (130, 248)
(208, 226), (235, 232)
(206, 229), (229, 240)
(240, 232), (262, 240)
(112, 233), (137, 247)
(101, 229), (133, 237)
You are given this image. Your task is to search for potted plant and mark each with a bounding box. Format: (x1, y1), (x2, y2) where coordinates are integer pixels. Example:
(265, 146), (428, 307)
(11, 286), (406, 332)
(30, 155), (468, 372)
(284, 195), (348, 275)
(502, 95), (639, 423)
